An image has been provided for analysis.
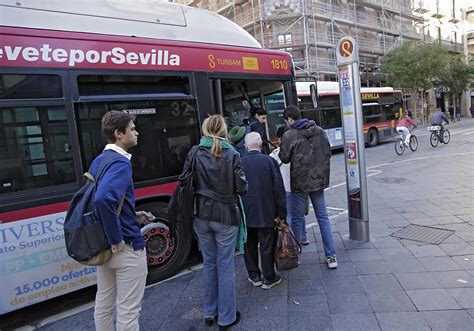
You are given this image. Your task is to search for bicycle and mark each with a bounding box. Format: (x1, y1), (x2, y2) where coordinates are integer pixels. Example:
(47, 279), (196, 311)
(428, 124), (450, 147)
(394, 127), (418, 155)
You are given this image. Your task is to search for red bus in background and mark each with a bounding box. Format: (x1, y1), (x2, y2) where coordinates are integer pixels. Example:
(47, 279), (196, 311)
(297, 81), (403, 148)
(0, 0), (296, 314)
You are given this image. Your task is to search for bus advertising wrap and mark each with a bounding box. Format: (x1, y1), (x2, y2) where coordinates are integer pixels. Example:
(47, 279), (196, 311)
(0, 212), (96, 314)
(0, 28), (292, 76)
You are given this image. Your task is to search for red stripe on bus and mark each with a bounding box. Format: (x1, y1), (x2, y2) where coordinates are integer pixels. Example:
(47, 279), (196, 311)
(0, 27), (292, 75)
(0, 202), (70, 224)
(0, 182), (179, 224)
(135, 182), (178, 198)
(363, 121), (393, 132)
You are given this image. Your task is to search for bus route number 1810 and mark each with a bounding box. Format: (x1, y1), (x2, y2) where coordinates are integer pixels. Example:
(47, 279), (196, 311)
(271, 59), (288, 70)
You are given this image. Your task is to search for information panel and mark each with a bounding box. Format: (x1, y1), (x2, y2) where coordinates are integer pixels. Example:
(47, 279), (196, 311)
(336, 37), (369, 241)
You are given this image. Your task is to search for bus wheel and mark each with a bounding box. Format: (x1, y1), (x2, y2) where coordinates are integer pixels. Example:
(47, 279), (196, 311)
(137, 202), (192, 284)
(367, 128), (379, 147)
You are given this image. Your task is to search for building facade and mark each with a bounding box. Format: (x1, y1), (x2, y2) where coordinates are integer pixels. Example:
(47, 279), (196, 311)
(174, 0), (470, 114)
(174, 0), (426, 85)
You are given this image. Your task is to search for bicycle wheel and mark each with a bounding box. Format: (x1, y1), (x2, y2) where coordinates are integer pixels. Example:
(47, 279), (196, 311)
(430, 132), (439, 147)
(442, 129), (450, 144)
(395, 138), (405, 155)
(409, 135), (418, 151)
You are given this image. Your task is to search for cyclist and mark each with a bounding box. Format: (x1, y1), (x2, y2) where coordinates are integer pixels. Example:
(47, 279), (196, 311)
(430, 108), (450, 135)
(396, 111), (417, 147)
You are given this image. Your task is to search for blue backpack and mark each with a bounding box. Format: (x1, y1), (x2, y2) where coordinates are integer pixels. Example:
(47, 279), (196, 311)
(64, 154), (124, 266)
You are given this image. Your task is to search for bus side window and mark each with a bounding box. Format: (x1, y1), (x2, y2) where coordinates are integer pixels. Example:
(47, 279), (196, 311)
(75, 99), (199, 183)
(0, 74), (75, 195)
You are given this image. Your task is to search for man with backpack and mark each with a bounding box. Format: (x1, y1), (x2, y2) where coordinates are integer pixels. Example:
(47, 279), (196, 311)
(279, 105), (337, 269)
(92, 110), (154, 331)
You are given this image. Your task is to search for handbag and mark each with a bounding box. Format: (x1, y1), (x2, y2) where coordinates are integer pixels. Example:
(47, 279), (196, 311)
(168, 147), (199, 232)
(274, 218), (301, 271)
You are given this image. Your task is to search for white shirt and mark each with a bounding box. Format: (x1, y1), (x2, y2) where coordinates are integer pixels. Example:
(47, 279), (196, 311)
(103, 144), (132, 160)
(269, 147), (291, 192)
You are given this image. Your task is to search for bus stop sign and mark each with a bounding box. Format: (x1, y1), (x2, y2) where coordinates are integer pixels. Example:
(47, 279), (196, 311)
(336, 37), (370, 242)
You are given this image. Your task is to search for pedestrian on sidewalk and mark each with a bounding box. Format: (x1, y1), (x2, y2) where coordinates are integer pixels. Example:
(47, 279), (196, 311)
(186, 115), (247, 330)
(270, 126), (310, 246)
(228, 125), (247, 156)
(279, 105), (338, 269)
(248, 106), (271, 154)
(241, 132), (286, 290)
(455, 105), (461, 122)
(93, 111), (155, 331)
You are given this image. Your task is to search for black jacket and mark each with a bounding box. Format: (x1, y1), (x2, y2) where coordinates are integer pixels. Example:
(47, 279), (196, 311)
(279, 119), (331, 192)
(185, 146), (248, 226)
(249, 117), (270, 155)
(241, 151), (287, 228)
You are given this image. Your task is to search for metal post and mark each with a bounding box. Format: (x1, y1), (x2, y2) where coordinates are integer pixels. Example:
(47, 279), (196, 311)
(336, 37), (370, 241)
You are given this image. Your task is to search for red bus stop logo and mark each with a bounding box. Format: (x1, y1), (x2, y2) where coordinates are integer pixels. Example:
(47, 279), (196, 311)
(339, 40), (354, 57)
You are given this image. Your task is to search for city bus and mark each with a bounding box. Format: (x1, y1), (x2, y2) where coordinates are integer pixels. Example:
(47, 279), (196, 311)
(297, 81), (403, 148)
(0, 0), (296, 314)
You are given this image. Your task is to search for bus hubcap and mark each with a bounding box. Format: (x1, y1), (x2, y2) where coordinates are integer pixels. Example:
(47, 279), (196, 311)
(141, 221), (175, 267)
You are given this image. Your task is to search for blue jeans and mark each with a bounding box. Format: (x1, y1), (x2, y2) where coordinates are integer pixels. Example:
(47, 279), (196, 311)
(193, 219), (238, 326)
(286, 191), (307, 241)
(291, 190), (336, 258)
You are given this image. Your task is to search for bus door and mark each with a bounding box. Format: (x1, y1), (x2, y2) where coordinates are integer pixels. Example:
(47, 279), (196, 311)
(213, 79), (288, 146)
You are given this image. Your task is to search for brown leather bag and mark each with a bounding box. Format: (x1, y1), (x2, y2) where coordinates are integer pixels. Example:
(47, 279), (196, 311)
(274, 218), (301, 271)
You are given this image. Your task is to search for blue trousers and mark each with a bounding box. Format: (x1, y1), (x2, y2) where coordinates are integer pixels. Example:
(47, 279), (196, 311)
(193, 219), (238, 326)
(290, 190), (336, 258)
(286, 191), (307, 241)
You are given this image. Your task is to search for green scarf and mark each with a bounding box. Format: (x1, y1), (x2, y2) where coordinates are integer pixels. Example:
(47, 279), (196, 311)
(236, 196), (247, 254)
(199, 136), (234, 150)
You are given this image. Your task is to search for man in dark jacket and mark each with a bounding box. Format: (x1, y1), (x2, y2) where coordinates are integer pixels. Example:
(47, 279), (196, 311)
(241, 132), (287, 289)
(279, 105), (337, 269)
(248, 107), (271, 154)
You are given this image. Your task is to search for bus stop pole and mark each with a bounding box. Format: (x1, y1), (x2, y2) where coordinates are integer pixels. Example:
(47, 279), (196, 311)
(335, 37), (370, 241)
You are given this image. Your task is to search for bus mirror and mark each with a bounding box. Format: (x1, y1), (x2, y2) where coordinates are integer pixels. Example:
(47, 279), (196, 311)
(310, 83), (318, 108)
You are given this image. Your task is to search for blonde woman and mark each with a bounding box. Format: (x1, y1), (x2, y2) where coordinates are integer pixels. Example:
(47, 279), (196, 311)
(183, 115), (247, 330)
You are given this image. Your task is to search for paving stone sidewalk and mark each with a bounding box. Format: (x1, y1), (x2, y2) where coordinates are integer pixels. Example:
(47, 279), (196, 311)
(39, 121), (474, 331)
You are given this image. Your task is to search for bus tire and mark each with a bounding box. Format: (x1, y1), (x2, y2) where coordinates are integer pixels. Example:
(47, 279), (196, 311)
(367, 128), (379, 147)
(136, 202), (192, 284)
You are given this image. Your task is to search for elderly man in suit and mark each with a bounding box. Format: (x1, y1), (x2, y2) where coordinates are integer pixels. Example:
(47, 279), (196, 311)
(241, 132), (286, 290)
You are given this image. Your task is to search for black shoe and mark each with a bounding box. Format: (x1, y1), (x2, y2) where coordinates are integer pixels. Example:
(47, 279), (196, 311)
(218, 311), (241, 330)
(261, 276), (282, 290)
(204, 316), (217, 327)
(247, 276), (263, 287)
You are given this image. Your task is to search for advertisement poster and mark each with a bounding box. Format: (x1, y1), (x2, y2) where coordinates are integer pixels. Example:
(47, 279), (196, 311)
(339, 66), (356, 139)
(0, 213), (97, 314)
(345, 141), (360, 192)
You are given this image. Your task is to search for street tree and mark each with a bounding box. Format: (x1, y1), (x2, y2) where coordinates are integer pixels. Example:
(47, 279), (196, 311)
(381, 42), (449, 123)
(439, 55), (474, 108)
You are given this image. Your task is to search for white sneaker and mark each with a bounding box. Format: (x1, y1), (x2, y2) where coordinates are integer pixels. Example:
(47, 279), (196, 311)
(326, 257), (338, 269)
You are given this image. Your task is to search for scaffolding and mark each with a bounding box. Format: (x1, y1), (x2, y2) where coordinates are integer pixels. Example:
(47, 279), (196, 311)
(174, 0), (425, 83)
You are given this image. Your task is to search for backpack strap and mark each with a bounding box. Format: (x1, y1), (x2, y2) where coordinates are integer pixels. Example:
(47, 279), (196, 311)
(116, 192), (126, 215)
(85, 152), (128, 215)
(83, 153), (121, 183)
(93, 153), (121, 183)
